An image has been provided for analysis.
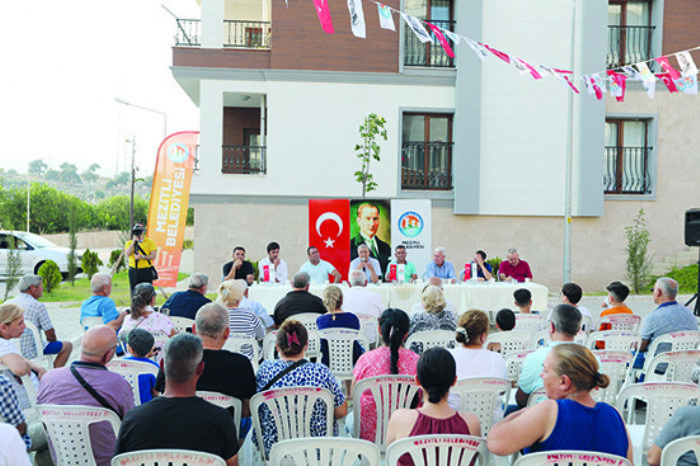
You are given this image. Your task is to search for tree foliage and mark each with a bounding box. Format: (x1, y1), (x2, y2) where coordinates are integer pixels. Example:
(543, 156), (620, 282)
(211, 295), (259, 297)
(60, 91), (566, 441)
(3, 235), (22, 301)
(625, 208), (654, 293)
(28, 159), (48, 176)
(38, 260), (62, 293)
(81, 249), (103, 279)
(354, 113), (388, 198)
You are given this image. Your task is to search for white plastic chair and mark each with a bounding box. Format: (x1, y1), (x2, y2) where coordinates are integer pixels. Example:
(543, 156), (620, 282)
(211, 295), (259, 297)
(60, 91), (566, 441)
(595, 313), (642, 333)
(196, 390), (242, 438)
(263, 331), (278, 360)
(250, 386), (335, 461)
(386, 434), (489, 466)
(450, 377), (509, 435)
(352, 374), (422, 453)
(591, 350), (634, 404)
(107, 359), (159, 406)
(222, 334), (260, 371)
(637, 331), (700, 380)
(284, 314), (322, 361)
(356, 313), (379, 348)
(526, 386), (548, 408)
(644, 349), (700, 383)
(585, 330), (640, 352)
(485, 331), (535, 357)
(660, 435), (700, 466)
(318, 328), (369, 382)
(111, 449), (226, 466)
(80, 316), (106, 330)
(514, 313), (545, 332)
(615, 382), (700, 460)
(503, 349), (535, 387)
(169, 316), (195, 334)
(14, 320), (55, 369)
(514, 450), (631, 465)
(39, 404), (121, 466)
(405, 330), (457, 355)
(269, 437), (380, 466)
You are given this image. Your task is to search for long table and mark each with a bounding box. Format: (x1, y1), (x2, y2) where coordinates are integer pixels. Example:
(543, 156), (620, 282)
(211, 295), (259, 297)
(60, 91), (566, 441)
(248, 281), (548, 316)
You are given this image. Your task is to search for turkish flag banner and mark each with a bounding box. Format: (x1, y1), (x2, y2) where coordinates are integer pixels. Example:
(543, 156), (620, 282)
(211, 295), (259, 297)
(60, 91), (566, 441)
(308, 199), (350, 282)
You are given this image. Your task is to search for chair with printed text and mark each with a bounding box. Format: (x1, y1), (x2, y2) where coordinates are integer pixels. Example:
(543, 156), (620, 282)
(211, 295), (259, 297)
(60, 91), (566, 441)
(591, 350), (634, 404)
(514, 450), (631, 466)
(269, 437), (380, 466)
(196, 390), (242, 437)
(643, 349), (700, 383)
(107, 358), (159, 406)
(405, 329), (457, 355)
(385, 434), (489, 466)
(111, 449), (226, 466)
(222, 334), (260, 371)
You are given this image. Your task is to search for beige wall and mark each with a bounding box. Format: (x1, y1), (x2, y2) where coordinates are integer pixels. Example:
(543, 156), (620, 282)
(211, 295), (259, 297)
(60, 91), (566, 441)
(46, 227), (195, 250)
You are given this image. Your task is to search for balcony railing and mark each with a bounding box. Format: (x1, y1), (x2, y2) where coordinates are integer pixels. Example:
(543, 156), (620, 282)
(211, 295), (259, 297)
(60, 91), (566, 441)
(404, 20), (456, 68)
(604, 146), (652, 194)
(607, 25), (655, 69)
(175, 19), (271, 49)
(401, 141), (453, 190)
(222, 146), (267, 174)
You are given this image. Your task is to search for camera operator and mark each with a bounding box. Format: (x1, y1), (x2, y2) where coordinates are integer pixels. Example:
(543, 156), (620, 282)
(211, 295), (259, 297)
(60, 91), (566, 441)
(124, 223), (158, 295)
(348, 244), (381, 284)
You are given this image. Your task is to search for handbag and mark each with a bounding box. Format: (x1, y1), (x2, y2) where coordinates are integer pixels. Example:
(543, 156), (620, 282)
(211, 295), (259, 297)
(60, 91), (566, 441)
(135, 242), (159, 280)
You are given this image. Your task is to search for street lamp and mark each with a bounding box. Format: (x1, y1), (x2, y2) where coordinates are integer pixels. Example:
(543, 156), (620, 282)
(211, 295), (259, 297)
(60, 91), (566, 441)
(114, 98), (168, 139)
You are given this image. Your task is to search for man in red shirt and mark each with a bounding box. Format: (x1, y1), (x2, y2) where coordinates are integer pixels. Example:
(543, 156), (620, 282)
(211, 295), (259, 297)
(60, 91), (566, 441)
(498, 248), (533, 283)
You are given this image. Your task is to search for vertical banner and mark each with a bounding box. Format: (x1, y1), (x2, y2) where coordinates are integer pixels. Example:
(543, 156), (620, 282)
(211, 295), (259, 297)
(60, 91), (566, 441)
(350, 200), (391, 277)
(390, 199), (432, 279)
(147, 131), (199, 288)
(308, 199), (351, 282)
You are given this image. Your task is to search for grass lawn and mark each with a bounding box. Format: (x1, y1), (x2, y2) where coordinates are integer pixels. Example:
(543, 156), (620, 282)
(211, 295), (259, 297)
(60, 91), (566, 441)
(41, 271), (189, 307)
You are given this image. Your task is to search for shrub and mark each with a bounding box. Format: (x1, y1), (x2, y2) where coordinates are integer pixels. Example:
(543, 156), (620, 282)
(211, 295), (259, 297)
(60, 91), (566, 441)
(81, 249), (103, 279)
(109, 249), (126, 273)
(486, 256), (502, 281)
(38, 260), (62, 293)
(646, 263), (698, 295)
(625, 209), (654, 293)
(182, 239), (194, 250)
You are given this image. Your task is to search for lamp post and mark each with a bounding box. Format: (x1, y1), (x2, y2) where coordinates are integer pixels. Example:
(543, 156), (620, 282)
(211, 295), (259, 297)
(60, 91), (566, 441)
(563, 0), (577, 284)
(114, 98), (167, 140)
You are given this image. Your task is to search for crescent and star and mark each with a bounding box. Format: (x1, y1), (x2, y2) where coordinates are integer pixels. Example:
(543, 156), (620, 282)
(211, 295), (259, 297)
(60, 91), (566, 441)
(315, 212), (343, 248)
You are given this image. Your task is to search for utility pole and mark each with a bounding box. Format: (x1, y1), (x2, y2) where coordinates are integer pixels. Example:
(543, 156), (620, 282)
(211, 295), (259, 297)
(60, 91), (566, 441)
(128, 137), (136, 229)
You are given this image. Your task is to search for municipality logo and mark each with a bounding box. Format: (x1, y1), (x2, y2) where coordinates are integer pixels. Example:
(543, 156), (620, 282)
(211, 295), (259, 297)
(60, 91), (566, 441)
(398, 211), (423, 238)
(167, 143), (189, 164)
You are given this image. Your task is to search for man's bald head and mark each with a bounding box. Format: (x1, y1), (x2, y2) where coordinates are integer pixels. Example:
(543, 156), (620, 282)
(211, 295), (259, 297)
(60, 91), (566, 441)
(428, 277), (443, 288)
(80, 326), (119, 364)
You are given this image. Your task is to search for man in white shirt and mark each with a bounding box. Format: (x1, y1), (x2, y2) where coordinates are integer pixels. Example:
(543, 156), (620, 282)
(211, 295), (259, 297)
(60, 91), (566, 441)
(348, 244), (381, 284)
(258, 241), (288, 284)
(342, 270), (384, 344)
(298, 246), (341, 283)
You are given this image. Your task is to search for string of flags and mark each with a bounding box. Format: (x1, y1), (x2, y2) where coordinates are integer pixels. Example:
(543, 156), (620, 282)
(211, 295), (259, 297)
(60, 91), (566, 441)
(301, 0), (700, 102)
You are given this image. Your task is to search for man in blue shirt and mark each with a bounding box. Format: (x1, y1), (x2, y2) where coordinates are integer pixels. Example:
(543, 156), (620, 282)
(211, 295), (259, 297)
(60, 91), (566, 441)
(162, 273), (212, 320)
(80, 273), (127, 331)
(424, 247), (456, 283)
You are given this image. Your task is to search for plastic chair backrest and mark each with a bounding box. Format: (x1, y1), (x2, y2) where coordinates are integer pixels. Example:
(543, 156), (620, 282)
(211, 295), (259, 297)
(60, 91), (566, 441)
(284, 314), (322, 360)
(660, 435), (700, 466)
(642, 331), (700, 375)
(590, 350), (634, 404)
(169, 316), (195, 334)
(504, 349), (536, 385)
(107, 359), (159, 406)
(485, 331), (535, 357)
(196, 391), (242, 437)
(39, 404), (121, 466)
(0, 361), (38, 409)
(222, 334), (260, 371)
(645, 349), (700, 383)
(595, 314), (642, 333)
(526, 386), (548, 408)
(405, 330), (457, 355)
(514, 313), (545, 332)
(111, 449), (226, 466)
(269, 437), (380, 466)
(513, 450), (631, 466)
(262, 331), (278, 360)
(451, 377), (509, 435)
(80, 317), (105, 330)
(250, 386), (335, 461)
(386, 434), (489, 466)
(15, 320), (54, 369)
(352, 375), (422, 452)
(318, 328), (370, 381)
(615, 382), (700, 454)
(585, 330), (640, 352)
(356, 313), (379, 346)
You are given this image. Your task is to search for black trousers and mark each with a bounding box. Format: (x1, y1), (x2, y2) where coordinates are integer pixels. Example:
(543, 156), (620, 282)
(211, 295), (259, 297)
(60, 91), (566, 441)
(128, 267), (153, 295)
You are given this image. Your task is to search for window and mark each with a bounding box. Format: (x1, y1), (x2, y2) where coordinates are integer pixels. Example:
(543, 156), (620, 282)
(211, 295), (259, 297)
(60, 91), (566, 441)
(604, 118), (652, 194)
(403, 0), (455, 67)
(222, 106), (266, 175)
(401, 113), (453, 190)
(607, 0), (654, 68)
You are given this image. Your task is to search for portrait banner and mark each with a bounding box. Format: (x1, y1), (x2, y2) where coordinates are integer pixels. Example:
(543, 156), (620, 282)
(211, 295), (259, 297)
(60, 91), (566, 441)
(390, 199), (431, 280)
(350, 200), (391, 279)
(308, 199), (350, 282)
(147, 131), (199, 288)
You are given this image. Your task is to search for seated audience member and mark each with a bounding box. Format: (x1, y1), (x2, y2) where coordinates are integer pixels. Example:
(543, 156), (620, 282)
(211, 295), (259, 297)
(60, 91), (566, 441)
(119, 283), (177, 351)
(7, 275), (72, 368)
(496, 308), (516, 331)
(38, 326), (134, 466)
(407, 285), (457, 350)
(387, 348), (481, 466)
(410, 277), (458, 316)
(316, 285), (363, 366)
(385, 245), (418, 283)
(0, 375), (50, 465)
(460, 250), (493, 282)
(258, 241), (288, 284)
(123, 328), (159, 404)
(352, 308), (420, 442)
(600, 281), (634, 319)
(343, 269), (384, 344)
(647, 358), (700, 466)
(115, 334), (238, 466)
(559, 282), (592, 321)
(448, 310), (506, 418)
(273, 272), (326, 327)
(298, 246), (342, 283)
(255, 319), (347, 457)
(488, 344), (632, 462)
(161, 273), (211, 319)
(222, 245), (255, 285)
(498, 248), (533, 283)
(80, 273), (127, 331)
(0, 424), (31, 466)
(348, 244), (381, 284)
(0, 304), (44, 410)
(424, 247), (456, 283)
(217, 279), (264, 361)
(514, 288), (537, 314)
(240, 284), (274, 329)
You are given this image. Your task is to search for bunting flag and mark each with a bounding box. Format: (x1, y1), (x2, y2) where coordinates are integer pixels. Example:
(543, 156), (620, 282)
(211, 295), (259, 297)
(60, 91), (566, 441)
(401, 13), (432, 43)
(426, 22), (455, 58)
(677, 51), (699, 76)
(376, 3), (395, 31)
(313, 0), (334, 34)
(582, 75), (603, 100)
(622, 65), (643, 82)
(347, 0), (366, 38)
(607, 70), (627, 102)
(592, 73), (608, 95)
(674, 74), (697, 95)
(483, 43), (511, 64)
(548, 68), (580, 94)
(511, 57), (542, 79)
(655, 56), (681, 79)
(443, 30), (460, 45)
(464, 37), (489, 61)
(656, 72), (679, 93)
(636, 62), (656, 98)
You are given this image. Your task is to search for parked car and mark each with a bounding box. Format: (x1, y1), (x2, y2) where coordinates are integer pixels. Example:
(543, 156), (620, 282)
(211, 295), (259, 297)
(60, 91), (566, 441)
(0, 231), (83, 279)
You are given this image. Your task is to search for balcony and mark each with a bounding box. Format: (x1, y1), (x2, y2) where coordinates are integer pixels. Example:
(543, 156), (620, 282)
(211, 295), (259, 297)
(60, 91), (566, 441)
(607, 25), (655, 69)
(401, 141), (453, 190)
(604, 146), (652, 194)
(403, 20), (456, 68)
(175, 19), (271, 48)
(222, 146), (267, 174)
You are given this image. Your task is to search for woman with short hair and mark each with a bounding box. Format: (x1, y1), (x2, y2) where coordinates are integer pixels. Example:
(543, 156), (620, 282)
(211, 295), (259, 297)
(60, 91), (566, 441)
(217, 279), (264, 362)
(316, 285), (363, 366)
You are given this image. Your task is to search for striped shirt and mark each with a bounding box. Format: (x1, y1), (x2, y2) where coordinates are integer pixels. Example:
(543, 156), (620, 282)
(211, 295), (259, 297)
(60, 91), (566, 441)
(227, 307), (265, 361)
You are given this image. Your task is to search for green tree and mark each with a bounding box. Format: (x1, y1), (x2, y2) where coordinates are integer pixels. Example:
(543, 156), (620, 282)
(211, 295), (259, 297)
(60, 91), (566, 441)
(625, 208), (654, 293)
(38, 260), (62, 293)
(81, 249), (103, 279)
(354, 113), (388, 198)
(59, 163), (81, 184)
(28, 159), (48, 176)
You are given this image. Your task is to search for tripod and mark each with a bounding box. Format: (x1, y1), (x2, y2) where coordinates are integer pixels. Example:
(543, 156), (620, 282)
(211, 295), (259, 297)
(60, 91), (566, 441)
(683, 248), (700, 317)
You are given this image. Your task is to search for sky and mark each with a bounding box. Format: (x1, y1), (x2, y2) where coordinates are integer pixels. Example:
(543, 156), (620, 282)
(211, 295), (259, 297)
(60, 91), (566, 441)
(1, 1), (202, 178)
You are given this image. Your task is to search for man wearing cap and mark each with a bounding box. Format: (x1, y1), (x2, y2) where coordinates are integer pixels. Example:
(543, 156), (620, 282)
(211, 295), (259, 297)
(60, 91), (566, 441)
(124, 223), (158, 295)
